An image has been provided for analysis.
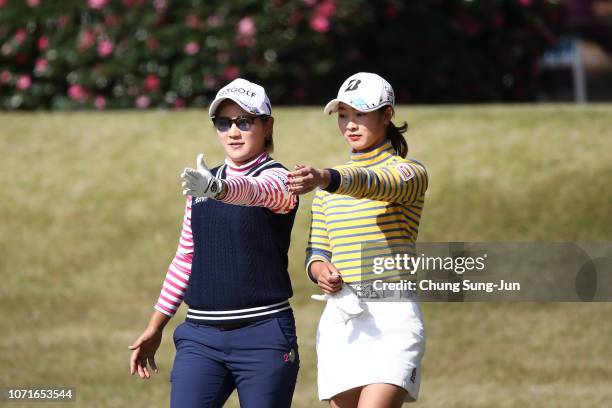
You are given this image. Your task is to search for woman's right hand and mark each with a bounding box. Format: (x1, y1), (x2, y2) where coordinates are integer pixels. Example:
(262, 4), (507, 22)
(287, 165), (330, 195)
(129, 327), (162, 379)
(310, 261), (343, 294)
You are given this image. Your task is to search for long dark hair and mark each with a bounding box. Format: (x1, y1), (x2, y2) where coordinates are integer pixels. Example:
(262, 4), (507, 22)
(379, 106), (408, 158)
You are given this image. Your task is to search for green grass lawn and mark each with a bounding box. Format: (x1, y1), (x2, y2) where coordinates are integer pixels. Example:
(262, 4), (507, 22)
(1, 105), (612, 407)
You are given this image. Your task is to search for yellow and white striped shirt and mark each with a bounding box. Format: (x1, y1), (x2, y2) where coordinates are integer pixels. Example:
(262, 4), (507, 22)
(305, 139), (428, 284)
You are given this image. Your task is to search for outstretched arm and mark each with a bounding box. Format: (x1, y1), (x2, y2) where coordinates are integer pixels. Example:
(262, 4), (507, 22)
(288, 161), (427, 205)
(221, 166), (297, 214)
(182, 154), (297, 214)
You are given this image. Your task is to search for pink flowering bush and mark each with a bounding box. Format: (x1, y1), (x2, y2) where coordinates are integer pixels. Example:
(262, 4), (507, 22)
(0, 0), (565, 109)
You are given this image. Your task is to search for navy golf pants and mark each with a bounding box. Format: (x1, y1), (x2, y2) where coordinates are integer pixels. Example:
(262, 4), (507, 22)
(170, 311), (299, 408)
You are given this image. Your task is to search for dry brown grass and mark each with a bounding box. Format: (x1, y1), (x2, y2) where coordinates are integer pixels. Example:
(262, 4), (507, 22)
(1, 105), (611, 407)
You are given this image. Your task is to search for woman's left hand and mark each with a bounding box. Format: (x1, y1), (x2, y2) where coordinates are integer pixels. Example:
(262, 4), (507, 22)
(129, 328), (162, 379)
(287, 164), (330, 195)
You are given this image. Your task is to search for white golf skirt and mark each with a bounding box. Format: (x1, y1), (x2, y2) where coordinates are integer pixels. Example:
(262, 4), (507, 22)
(316, 300), (426, 401)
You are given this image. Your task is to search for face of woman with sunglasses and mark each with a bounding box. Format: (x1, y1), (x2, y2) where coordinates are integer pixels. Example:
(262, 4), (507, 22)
(213, 101), (273, 165)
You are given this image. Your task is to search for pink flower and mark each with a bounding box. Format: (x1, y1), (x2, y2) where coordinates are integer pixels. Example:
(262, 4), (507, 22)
(27, 0), (40, 7)
(316, 0), (336, 18)
(203, 74), (217, 90)
(519, 0), (532, 6)
(184, 41), (199, 55)
(34, 58), (48, 73)
(234, 34), (257, 47)
(97, 40), (114, 58)
(235, 35), (256, 48)
(237, 17), (256, 36)
(310, 15), (330, 33)
(136, 95), (150, 108)
(0, 0), (7, 8)
(172, 98), (186, 110)
(105, 14), (121, 28)
(146, 37), (160, 52)
(15, 29), (27, 44)
(94, 96), (106, 110)
(235, 17), (257, 47)
(207, 15), (222, 28)
(302, 0), (316, 6)
(78, 30), (96, 51)
(37, 36), (49, 51)
(16, 74), (32, 90)
(185, 14), (203, 29)
(223, 65), (240, 81)
(88, 0), (107, 9)
(57, 15), (69, 29)
(144, 74), (160, 92)
(0, 70), (11, 84)
(68, 84), (88, 102)
(153, 0), (166, 11)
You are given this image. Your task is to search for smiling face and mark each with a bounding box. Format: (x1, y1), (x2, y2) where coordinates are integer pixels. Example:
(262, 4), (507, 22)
(337, 103), (391, 152)
(213, 100), (273, 165)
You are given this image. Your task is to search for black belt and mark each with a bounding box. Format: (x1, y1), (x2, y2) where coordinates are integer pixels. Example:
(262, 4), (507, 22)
(213, 322), (251, 331)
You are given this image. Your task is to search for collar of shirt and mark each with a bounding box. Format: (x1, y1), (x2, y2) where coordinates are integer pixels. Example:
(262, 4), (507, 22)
(349, 139), (395, 167)
(225, 151), (270, 177)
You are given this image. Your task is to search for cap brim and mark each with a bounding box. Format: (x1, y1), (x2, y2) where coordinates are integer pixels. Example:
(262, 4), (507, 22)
(208, 97), (226, 117)
(323, 99), (341, 115)
(323, 98), (392, 115)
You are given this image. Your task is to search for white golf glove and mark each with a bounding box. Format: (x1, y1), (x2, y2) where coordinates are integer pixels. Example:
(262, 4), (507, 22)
(181, 154), (225, 198)
(311, 284), (364, 324)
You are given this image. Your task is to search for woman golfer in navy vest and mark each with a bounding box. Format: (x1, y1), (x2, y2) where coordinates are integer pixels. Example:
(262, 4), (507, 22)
(129, 78), (299, 408)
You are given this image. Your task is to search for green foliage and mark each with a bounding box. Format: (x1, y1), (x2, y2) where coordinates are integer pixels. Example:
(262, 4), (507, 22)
(0, 0), (566, 109)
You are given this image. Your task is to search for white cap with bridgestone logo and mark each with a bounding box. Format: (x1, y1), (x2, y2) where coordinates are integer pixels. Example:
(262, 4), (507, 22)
(208, 78), (272, 117)
(324, 72), (395, 114)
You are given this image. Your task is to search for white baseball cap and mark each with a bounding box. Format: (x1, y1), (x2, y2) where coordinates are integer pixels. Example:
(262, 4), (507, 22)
(208, 78), (272, 117)
(324, 72), (395, 114)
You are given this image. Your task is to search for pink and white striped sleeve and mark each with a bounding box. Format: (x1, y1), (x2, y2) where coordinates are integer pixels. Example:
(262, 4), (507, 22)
(221, 167), (297, 214)
(154, 198), (193, 317)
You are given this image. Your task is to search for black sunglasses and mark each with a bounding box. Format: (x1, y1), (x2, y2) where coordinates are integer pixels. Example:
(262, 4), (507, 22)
(211, 115), (269, 132)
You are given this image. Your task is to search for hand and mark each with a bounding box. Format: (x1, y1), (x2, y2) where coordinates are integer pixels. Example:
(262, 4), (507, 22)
(287, 164), (330, 195)
(310, 261), (343, 294)
(129, 327), (162, 379)
(181, 154), (225, 198)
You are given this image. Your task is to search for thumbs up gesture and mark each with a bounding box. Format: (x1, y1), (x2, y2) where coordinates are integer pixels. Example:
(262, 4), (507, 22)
(181, 154), (225, 199)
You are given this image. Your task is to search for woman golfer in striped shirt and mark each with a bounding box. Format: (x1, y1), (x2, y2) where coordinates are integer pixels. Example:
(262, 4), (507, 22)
(129, 78), (300, 408)
(288, 72), (428, 407)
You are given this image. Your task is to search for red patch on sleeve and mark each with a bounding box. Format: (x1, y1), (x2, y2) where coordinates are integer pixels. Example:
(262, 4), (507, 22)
(394, 163), (414, 182)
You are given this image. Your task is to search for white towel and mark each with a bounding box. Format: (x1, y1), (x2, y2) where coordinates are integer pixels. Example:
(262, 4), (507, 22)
(311, 284), (364, 323)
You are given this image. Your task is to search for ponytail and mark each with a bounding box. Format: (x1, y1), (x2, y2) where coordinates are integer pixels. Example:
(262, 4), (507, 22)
(379, 106), (408, 158)
(386, 121), (408, 158)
